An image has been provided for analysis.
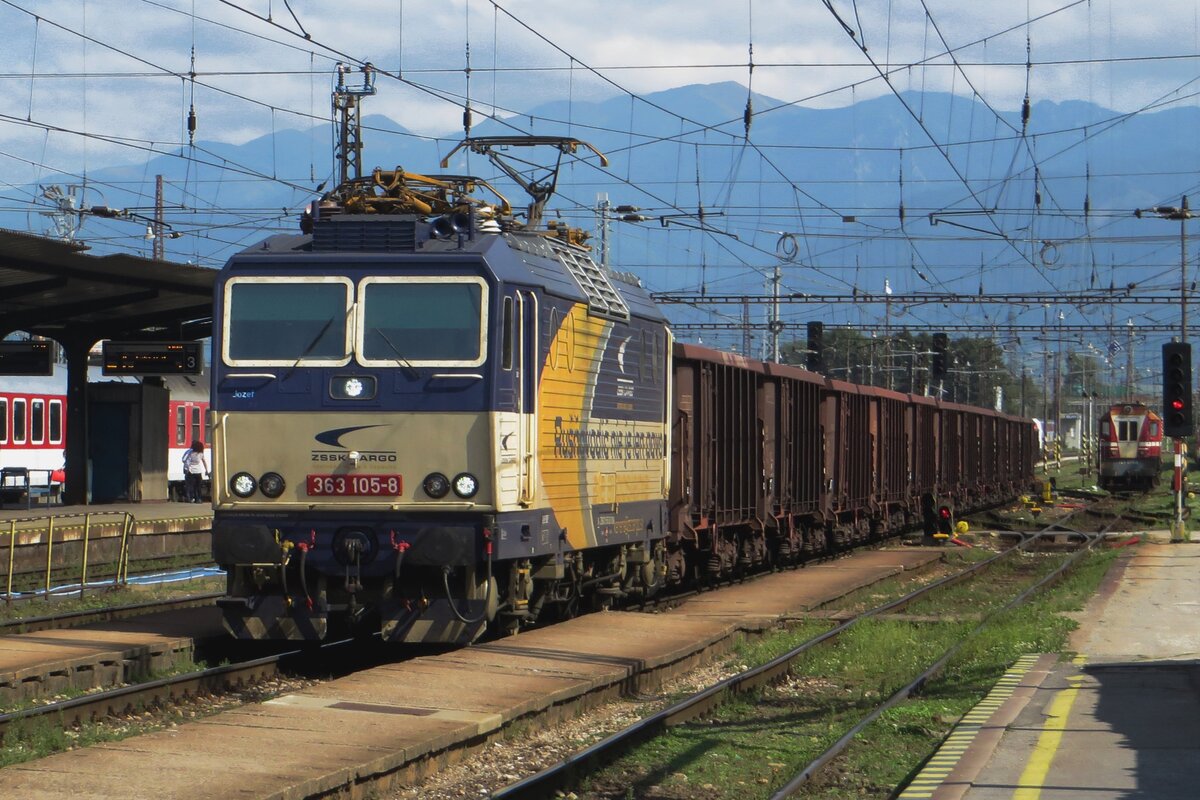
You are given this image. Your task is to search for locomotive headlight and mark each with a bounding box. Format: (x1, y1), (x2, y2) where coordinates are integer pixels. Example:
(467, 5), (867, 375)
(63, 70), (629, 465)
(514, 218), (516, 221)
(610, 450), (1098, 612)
(258, 472), (286, 498)
(230, 471), (257, 498)
(452, 472), (479, 499)
(422, 472), (450, 498)
(330, 375), (377, 400)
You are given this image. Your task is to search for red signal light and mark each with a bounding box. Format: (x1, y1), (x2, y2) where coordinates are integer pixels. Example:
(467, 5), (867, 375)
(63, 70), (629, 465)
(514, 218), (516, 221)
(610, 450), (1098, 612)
(1172, 399), (1185, 411)
(938, 506), (951, 519)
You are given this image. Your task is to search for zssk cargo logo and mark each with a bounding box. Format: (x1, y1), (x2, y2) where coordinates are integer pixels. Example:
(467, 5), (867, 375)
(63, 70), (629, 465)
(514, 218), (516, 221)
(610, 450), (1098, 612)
(310, 425), (398, 463)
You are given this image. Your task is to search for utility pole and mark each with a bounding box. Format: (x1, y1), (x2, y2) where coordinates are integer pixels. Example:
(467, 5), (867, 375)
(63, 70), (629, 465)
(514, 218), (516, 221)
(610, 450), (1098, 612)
(1135, 199), (1192, 544)
(152, 174), (164, 261)
(768, 264), (782, 363)
(741, 298), (752, 358)
(332, 62), (376, 186)
(1125, 320), (1135, 399)
(596, 193), (611, 269)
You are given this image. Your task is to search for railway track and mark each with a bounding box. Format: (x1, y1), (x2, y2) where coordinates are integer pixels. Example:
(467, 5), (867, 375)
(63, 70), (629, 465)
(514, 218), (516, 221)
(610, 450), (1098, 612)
(0, 501), (1128, 797)
(0, 591), (222, 635)
(489, 506), (1121, 800)
(0, 633), (410, 742)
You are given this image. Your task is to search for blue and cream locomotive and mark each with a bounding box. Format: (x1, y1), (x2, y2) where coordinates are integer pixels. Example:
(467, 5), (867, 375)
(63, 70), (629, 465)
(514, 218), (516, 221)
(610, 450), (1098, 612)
(211, 138), (673, 642)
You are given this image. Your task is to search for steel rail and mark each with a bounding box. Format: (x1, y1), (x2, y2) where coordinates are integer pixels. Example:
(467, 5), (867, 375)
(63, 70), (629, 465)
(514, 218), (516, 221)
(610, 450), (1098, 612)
(490, 523), (1086, 800)
(0, 636), (355, 739)
(769, 528), (1104, 798)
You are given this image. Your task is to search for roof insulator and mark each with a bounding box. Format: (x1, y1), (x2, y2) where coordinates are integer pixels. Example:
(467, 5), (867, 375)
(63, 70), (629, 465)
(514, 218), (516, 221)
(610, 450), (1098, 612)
(743, 97), (753, 137)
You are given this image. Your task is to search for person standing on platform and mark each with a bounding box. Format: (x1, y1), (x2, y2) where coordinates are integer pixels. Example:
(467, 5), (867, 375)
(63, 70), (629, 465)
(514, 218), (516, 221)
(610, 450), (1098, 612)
(182, 440), (209, 503)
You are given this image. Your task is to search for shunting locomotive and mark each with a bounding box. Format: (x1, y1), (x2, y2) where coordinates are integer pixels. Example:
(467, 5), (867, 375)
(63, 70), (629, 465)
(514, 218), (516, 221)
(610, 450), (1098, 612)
(1096, 401), (1163, 491)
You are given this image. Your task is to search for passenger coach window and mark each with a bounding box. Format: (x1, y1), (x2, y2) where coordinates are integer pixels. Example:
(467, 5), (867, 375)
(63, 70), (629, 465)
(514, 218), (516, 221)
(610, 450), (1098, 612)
(224, 280), (349, 363)
(49, 400), (62, 444)
(0, 399), (7, 443)
(176, 406), (187, 445)
(12, 398), (26, 443)
(360, 279), (486, 365)
(31, 399), (44, 443)
(191, 406), (202, 444)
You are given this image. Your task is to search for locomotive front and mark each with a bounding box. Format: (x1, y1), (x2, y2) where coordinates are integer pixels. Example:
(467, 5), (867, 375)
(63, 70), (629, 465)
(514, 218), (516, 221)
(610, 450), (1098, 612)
(211, 143), (673, 643)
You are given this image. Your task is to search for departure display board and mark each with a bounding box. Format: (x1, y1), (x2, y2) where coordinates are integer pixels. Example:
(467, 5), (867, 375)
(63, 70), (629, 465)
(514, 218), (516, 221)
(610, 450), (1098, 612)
(0, 340), (56, 375)
(102, 341), (204, 375)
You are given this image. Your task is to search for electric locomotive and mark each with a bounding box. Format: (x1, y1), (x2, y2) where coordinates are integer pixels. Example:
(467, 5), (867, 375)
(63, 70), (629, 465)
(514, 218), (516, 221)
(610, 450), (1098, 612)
(1097, 401), (1163, 491)
(210, 138), (673, 642)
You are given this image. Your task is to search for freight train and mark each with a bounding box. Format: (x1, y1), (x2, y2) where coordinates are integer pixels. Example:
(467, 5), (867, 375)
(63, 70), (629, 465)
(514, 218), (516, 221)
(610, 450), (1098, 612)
(1096, 401), (1163, 491)
(210, 137), (1037, 643)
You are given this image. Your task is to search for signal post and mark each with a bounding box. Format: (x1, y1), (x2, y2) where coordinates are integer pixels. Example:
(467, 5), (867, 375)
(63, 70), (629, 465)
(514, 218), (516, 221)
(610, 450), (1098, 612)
(1161, 342), (1192, 543)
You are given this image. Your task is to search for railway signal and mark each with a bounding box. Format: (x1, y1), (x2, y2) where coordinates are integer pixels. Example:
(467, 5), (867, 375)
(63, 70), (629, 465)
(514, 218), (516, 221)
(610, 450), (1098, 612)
(806, 321), (824, 372)
(935, 505), (953, 539)
(1161, 342), (1193, 438)
(931, 332), (948, 378)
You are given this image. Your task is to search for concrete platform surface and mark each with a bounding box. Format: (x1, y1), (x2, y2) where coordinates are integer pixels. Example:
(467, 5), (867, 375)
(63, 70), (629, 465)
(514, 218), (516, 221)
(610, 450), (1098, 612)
(899, 542), (1200, 800)
(0, 607), (225, 702)
(0, 546), (944, 799)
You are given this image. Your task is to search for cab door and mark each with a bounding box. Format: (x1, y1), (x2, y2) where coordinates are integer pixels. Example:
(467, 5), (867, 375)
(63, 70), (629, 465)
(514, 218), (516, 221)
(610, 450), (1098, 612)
(516, 290), (539, 506)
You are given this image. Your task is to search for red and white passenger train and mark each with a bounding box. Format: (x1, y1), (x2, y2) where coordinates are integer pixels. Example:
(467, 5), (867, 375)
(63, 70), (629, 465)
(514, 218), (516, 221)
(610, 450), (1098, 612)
(1096, 401), (1163, 491)
(0, 366), (209, 498)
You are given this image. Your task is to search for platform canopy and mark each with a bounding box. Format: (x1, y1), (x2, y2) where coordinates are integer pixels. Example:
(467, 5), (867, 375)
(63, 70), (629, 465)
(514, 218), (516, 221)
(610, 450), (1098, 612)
(0, 228), (217, 505)
(0, 228), (214, 342)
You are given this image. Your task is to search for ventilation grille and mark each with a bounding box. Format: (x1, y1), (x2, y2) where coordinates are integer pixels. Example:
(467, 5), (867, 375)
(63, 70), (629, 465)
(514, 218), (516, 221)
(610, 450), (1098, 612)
(312, 217), (418, 252)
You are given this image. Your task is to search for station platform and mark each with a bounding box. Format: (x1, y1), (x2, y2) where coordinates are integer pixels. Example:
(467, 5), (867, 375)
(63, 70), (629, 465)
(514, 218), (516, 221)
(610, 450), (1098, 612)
(899, 538), (1200, 800)
(0, 500), (213, 535)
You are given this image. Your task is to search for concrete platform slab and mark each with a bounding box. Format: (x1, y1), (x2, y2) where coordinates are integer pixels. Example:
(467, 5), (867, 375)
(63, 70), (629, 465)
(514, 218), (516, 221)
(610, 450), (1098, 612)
(0, 607), (223, 703)
(899, 543), (1200, 800)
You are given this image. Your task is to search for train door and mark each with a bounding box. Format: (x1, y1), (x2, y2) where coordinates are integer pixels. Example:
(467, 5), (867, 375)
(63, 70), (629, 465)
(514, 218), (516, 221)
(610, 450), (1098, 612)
(516, 290), (539, 505)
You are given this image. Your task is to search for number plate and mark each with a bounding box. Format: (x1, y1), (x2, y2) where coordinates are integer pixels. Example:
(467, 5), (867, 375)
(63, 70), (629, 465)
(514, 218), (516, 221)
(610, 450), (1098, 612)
(306, 474), (403, 496)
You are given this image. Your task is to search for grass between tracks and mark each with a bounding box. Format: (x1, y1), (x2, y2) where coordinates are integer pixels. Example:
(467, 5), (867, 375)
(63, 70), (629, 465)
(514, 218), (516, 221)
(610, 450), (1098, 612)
(0, 575), (223, 625)
(579, 545), (1121, 800)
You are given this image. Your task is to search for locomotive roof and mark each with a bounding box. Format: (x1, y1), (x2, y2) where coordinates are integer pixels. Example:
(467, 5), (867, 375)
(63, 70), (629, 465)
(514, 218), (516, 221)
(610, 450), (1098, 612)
(226, 220), (666, 326)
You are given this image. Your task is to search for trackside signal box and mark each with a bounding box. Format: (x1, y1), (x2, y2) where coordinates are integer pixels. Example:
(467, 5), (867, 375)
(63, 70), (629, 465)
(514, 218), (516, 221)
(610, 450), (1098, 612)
(1161, 342), (1193, 438)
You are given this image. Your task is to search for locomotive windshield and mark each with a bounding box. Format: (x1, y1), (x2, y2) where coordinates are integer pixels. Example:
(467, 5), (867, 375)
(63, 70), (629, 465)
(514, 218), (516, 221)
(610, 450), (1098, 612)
(223, 277), (352, 365)
(358, 277), (487, 367)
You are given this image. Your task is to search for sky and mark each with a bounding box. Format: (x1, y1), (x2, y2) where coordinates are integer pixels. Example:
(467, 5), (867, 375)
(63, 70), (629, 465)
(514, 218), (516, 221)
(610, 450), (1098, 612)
(2, 0), (1200, 373)
(2, 0), (1199, 179)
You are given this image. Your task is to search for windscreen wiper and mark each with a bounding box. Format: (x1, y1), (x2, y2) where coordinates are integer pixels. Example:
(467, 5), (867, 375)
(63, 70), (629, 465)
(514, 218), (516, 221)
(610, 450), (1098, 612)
(373, 328), (421, 380)
(281, 313), (343, 383)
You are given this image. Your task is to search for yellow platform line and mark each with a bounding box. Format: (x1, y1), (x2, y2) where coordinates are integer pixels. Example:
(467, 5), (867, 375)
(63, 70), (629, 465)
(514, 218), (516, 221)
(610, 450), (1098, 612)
(896, 654), (1042, 799)
(1011, 655), (1087, 800)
